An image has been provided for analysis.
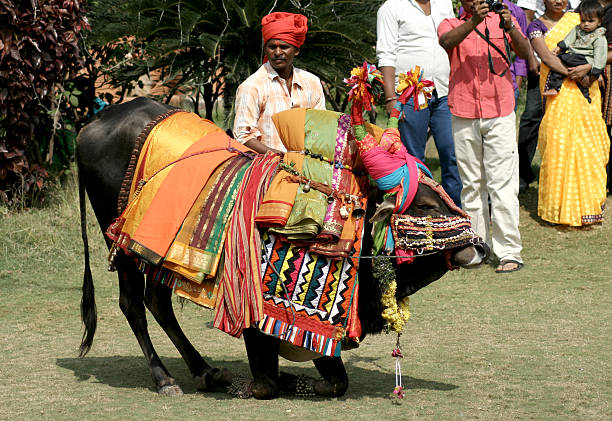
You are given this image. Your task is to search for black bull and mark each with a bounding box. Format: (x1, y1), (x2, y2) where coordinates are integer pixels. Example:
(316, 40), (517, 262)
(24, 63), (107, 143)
(76, 97), (488, 399)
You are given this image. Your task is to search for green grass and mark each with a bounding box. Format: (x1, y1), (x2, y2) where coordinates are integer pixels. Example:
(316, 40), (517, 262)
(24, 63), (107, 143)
(0, 172), (610, 420)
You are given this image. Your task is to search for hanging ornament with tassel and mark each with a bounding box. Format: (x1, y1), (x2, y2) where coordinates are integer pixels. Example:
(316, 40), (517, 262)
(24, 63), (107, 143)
(344, 62), (437, 401)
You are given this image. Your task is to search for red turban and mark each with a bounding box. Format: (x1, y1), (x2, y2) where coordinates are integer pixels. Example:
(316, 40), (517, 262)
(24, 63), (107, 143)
(261, 12), (308, 48)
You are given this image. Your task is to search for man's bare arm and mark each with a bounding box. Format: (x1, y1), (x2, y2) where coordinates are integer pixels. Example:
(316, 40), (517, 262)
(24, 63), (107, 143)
(380, 66), (398, 114)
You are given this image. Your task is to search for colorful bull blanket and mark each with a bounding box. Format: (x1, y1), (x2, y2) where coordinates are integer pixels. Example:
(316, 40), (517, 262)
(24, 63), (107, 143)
(163, 155), (251, 283)
(256, 109), (377, 254)
(258, 229), (363, 357)
(107, 107), (388, 357)
(107, 111), (254, 265)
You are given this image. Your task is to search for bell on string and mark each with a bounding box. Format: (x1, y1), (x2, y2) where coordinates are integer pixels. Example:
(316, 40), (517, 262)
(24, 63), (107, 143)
(303, 181), (311, 192)
(340, 205), (350, 219)
(352, 200), (365, 219)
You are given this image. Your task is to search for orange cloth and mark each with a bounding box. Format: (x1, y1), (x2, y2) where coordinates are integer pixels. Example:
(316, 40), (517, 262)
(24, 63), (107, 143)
(262, 12), (308, 48)
(108, 112), (225, 255)
(107, 111), (253, 264)
(162, 158), (245, 282)
(173, 276), (219, 309)
(130, 132), (252, 263)
(255, 152), (304, 227)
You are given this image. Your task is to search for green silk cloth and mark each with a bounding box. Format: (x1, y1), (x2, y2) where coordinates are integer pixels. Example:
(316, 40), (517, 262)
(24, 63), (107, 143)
(270, 110), (338, 240)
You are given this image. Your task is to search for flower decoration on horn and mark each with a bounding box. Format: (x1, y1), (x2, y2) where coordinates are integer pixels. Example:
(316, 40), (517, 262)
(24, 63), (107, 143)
(345, 63), (434, 264)
(344, 61), (384, 127)
(396, 65), (435, 111)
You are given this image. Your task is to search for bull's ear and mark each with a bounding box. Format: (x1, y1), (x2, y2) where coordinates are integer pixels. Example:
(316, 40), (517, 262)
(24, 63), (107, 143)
(369, 196), (396, 223)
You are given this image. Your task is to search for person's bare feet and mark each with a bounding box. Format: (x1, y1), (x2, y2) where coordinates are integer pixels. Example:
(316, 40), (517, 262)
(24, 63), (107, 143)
(495, 260), (524, 273)
(542, 89), (558, 97)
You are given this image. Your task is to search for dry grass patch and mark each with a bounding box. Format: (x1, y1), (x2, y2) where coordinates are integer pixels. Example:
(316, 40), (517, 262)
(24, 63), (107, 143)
(0, 177), (610, 420)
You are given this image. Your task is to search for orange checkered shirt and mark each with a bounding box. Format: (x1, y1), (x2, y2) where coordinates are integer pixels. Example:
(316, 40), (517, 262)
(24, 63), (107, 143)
(233, 62), (326, 152)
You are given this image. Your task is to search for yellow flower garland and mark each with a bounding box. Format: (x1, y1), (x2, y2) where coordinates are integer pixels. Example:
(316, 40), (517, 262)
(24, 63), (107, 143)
(380, 279), (410, 333)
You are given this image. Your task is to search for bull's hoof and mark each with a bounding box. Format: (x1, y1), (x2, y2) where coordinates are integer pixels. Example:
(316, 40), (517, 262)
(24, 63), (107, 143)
(314, 379), (347, 397)
(250, 379), (278, 400)
(195, 367), (233, 391)
(158, 384), (184, 396)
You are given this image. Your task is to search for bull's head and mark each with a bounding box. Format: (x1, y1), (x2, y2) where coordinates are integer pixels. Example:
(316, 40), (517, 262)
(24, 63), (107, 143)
(356, 177), (489, 337)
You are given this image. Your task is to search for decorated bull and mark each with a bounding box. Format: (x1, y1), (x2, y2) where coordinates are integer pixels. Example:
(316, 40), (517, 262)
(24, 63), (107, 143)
(76, 94), (488, 399)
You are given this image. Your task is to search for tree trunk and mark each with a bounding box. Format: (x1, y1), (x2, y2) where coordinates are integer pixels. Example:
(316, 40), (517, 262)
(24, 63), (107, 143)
(203, 83), (213, 120)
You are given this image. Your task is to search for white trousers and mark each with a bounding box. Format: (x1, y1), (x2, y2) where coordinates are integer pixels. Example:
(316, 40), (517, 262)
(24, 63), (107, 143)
(452, 113), (523, 263)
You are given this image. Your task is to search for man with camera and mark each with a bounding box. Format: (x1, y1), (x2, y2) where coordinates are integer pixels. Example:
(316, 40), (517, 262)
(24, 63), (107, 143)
(438, 0), (530, 273)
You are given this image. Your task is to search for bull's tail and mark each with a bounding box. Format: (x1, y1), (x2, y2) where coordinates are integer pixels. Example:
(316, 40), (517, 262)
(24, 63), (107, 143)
(78, 169), (97, 357)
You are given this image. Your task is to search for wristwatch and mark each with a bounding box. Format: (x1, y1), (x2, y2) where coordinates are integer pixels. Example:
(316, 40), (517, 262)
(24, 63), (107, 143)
(505, 22), (515, 32)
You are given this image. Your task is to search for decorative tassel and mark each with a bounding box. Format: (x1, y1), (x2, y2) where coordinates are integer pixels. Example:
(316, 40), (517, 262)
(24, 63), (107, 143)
(392, 334), (405, 400)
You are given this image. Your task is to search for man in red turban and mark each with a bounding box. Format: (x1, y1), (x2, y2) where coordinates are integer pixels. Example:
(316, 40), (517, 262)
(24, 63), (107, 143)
(233, 12), (326, 154)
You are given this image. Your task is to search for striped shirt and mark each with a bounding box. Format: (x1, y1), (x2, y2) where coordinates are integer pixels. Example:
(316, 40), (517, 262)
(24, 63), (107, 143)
(232, 62), (326, 152)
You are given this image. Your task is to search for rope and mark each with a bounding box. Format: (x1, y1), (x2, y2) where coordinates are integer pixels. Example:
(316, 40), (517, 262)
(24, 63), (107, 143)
(259, 241), (445, 341)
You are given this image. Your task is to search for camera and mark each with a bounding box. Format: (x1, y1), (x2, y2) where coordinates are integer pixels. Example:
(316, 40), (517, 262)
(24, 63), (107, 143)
(483, 0), (504, 13)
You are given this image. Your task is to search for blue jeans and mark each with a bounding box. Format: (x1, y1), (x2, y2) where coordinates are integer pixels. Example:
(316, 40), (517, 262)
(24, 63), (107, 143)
(398, 91), (463, 207)
(514, 87), (519, 111)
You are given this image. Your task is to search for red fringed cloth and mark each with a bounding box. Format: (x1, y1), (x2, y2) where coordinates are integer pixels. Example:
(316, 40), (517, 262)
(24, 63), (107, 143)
(213, 152), (281, 337)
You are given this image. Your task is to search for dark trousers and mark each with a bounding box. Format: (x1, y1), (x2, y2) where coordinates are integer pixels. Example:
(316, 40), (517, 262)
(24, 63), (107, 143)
(548, 53), (591, 102)
(517, 73), (542, 185)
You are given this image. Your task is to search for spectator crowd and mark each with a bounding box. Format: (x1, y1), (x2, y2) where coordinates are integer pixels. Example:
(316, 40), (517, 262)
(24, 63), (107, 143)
(374, 0), (611, 273)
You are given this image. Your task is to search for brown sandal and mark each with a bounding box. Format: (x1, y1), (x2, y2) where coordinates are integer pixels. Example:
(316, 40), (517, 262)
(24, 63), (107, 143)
(495, 260), (524, 273)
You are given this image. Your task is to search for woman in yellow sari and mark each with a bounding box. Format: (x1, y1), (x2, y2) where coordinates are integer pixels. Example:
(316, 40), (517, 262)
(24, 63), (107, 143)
(529, 0), (609, 226)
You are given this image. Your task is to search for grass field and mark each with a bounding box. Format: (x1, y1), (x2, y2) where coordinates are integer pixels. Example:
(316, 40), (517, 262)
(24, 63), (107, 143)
(1, 170), (610, 420)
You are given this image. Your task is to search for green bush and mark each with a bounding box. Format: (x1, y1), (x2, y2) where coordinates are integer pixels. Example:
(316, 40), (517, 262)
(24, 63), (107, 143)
(0, 0), (89, 208)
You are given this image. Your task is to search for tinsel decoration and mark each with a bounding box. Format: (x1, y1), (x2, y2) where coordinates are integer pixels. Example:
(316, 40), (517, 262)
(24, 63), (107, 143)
(344, 61), (384, 127)
(396, 65), (435, 111)
(279, 372), (317, 397)
(226, 375), (253, 399)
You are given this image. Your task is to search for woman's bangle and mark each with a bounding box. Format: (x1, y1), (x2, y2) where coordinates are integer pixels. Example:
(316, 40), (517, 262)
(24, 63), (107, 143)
(385, 96), (398, 103)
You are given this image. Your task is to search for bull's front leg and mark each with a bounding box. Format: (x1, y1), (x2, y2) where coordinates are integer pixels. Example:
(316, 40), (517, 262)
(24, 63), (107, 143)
(312, 356), (349, 397)
(242, 327), (280, 399)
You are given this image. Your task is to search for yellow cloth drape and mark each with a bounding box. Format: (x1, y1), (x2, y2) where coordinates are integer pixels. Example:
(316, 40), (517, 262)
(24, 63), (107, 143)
(538, 12), (610, 226)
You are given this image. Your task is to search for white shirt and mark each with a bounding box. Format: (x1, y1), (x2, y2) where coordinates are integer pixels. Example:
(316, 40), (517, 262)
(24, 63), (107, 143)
(376, 0), (455, 97)
(516, 0), (581, 18)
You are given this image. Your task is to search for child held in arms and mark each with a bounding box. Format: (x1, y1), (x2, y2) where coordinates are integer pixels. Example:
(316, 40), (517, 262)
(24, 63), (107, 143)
(544, 0), (607, 103)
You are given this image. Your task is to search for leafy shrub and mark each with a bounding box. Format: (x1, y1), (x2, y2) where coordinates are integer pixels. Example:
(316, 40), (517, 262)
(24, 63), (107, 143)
(0, 0), (89, 207)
